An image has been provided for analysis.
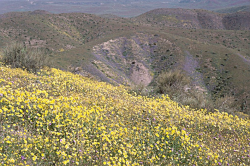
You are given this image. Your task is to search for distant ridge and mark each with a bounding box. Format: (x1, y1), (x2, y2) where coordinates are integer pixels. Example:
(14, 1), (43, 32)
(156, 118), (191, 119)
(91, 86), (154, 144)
(30, 10), (51, 15)
(215, 5), (250, 13)
(178, 0), (250, 10)
(133, 8), (250, 30)
(98, 14), (121, 19)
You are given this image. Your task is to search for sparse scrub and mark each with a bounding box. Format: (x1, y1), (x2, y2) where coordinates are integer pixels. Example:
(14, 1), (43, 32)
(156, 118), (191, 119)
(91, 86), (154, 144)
(155, 70), (240, 114)
(1, 42), (51, 72)
(155, 70), (209, 109)
(214, 95), (239, 114)
(130, 84), (154, 96)
(130, 83), (145, 95)
(179, 89), (214, 111)
(156, 70), (190, 95)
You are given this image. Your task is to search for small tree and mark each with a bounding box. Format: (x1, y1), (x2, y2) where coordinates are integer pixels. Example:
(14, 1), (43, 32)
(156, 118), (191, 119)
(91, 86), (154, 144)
(1, 42), (51, 72)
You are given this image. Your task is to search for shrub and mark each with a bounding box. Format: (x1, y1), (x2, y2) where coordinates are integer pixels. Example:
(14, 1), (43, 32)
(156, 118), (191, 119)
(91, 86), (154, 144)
(155, 70), (205, 109)
(155, 70), (239, 113)
(1, 42), (51, 72)
(180, 90), (214, 110)
(130, 84), (155, 96)
(156, 70), (191, 96)
(214, 95), (238, 114)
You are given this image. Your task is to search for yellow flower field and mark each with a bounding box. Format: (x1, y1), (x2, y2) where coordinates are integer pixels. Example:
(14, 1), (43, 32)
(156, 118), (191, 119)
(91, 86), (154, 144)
(0, 66), (249, 165)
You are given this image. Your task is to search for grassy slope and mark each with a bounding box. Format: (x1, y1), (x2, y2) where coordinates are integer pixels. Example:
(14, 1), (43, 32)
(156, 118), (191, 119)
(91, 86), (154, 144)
(0, 10), (249, 113)
(0, 11), (139, 67)
(0, 66), (249, 165)
(132, 8), (250, 30)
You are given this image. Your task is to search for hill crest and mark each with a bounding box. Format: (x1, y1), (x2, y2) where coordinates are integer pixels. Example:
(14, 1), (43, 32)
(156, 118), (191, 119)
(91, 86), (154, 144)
(133, 8), (250, 30)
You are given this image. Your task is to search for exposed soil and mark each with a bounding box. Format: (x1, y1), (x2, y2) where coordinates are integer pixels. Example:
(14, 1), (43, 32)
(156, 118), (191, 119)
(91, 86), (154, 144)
(130, 61), (152, 86)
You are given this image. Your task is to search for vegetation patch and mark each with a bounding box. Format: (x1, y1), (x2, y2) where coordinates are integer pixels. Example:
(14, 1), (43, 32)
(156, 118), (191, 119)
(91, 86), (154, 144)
(1, 42), (51, 73)
(0, 66), (249, 165)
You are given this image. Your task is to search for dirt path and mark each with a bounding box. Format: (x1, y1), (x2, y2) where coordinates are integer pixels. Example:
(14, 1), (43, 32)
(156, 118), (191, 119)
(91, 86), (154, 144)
(184, 51), (206, 88)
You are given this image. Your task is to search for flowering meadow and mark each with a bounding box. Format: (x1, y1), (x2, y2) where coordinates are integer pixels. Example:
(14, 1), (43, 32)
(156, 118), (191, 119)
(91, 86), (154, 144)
(0, 66), (249, 165)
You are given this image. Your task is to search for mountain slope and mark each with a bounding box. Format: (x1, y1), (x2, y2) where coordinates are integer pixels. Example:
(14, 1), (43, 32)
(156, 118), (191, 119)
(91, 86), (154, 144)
(179, 0), (250, 10)
(215, 5), (250, 13)
(0, 11), (136, 52)
(132, 8), (250, 30)
(223, 12), (250, 30)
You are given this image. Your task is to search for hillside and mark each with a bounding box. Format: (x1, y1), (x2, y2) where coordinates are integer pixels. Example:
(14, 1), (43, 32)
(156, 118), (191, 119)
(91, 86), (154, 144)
(215, 5), (250, 13)
(0, 11), (135, 51)
(179, 0), (250, 10)
(0, 66), (249, 165)
(132, 8), (250, 30)
(0, 10), (249, 114)
(223, 12), (250, 30)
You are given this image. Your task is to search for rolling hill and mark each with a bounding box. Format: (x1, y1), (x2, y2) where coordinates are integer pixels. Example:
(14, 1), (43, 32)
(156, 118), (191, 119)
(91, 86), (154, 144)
(132, 8), (250, 30)
(179, 0), (250, 10)
(0, 9), (249, 114)
(215, 5), (250, 13)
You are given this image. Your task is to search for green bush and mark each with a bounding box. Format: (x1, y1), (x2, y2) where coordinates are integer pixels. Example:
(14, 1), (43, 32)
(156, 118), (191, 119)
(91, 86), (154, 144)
(1, 42), (51, 72)
(155, 70), (211, 110)
(156, 70), (191, 96)
(155, 70), (239, 113)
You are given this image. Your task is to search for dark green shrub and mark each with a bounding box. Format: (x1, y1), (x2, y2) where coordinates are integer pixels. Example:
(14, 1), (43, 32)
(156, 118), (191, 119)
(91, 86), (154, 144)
(1, 42), (51, 72)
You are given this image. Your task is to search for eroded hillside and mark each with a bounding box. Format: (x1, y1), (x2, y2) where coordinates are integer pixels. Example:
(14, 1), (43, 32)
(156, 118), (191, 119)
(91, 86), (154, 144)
(91, 33), (181, 86)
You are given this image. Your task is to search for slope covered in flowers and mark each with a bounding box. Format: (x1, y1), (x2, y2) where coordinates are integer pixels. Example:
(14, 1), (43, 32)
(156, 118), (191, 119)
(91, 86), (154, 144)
(0, 66), (249, 165)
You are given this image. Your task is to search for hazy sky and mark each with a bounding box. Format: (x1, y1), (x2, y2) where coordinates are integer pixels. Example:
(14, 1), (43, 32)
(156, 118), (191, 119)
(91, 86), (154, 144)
(0, 0), (179, 17)
(0, 0), (249, 17)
